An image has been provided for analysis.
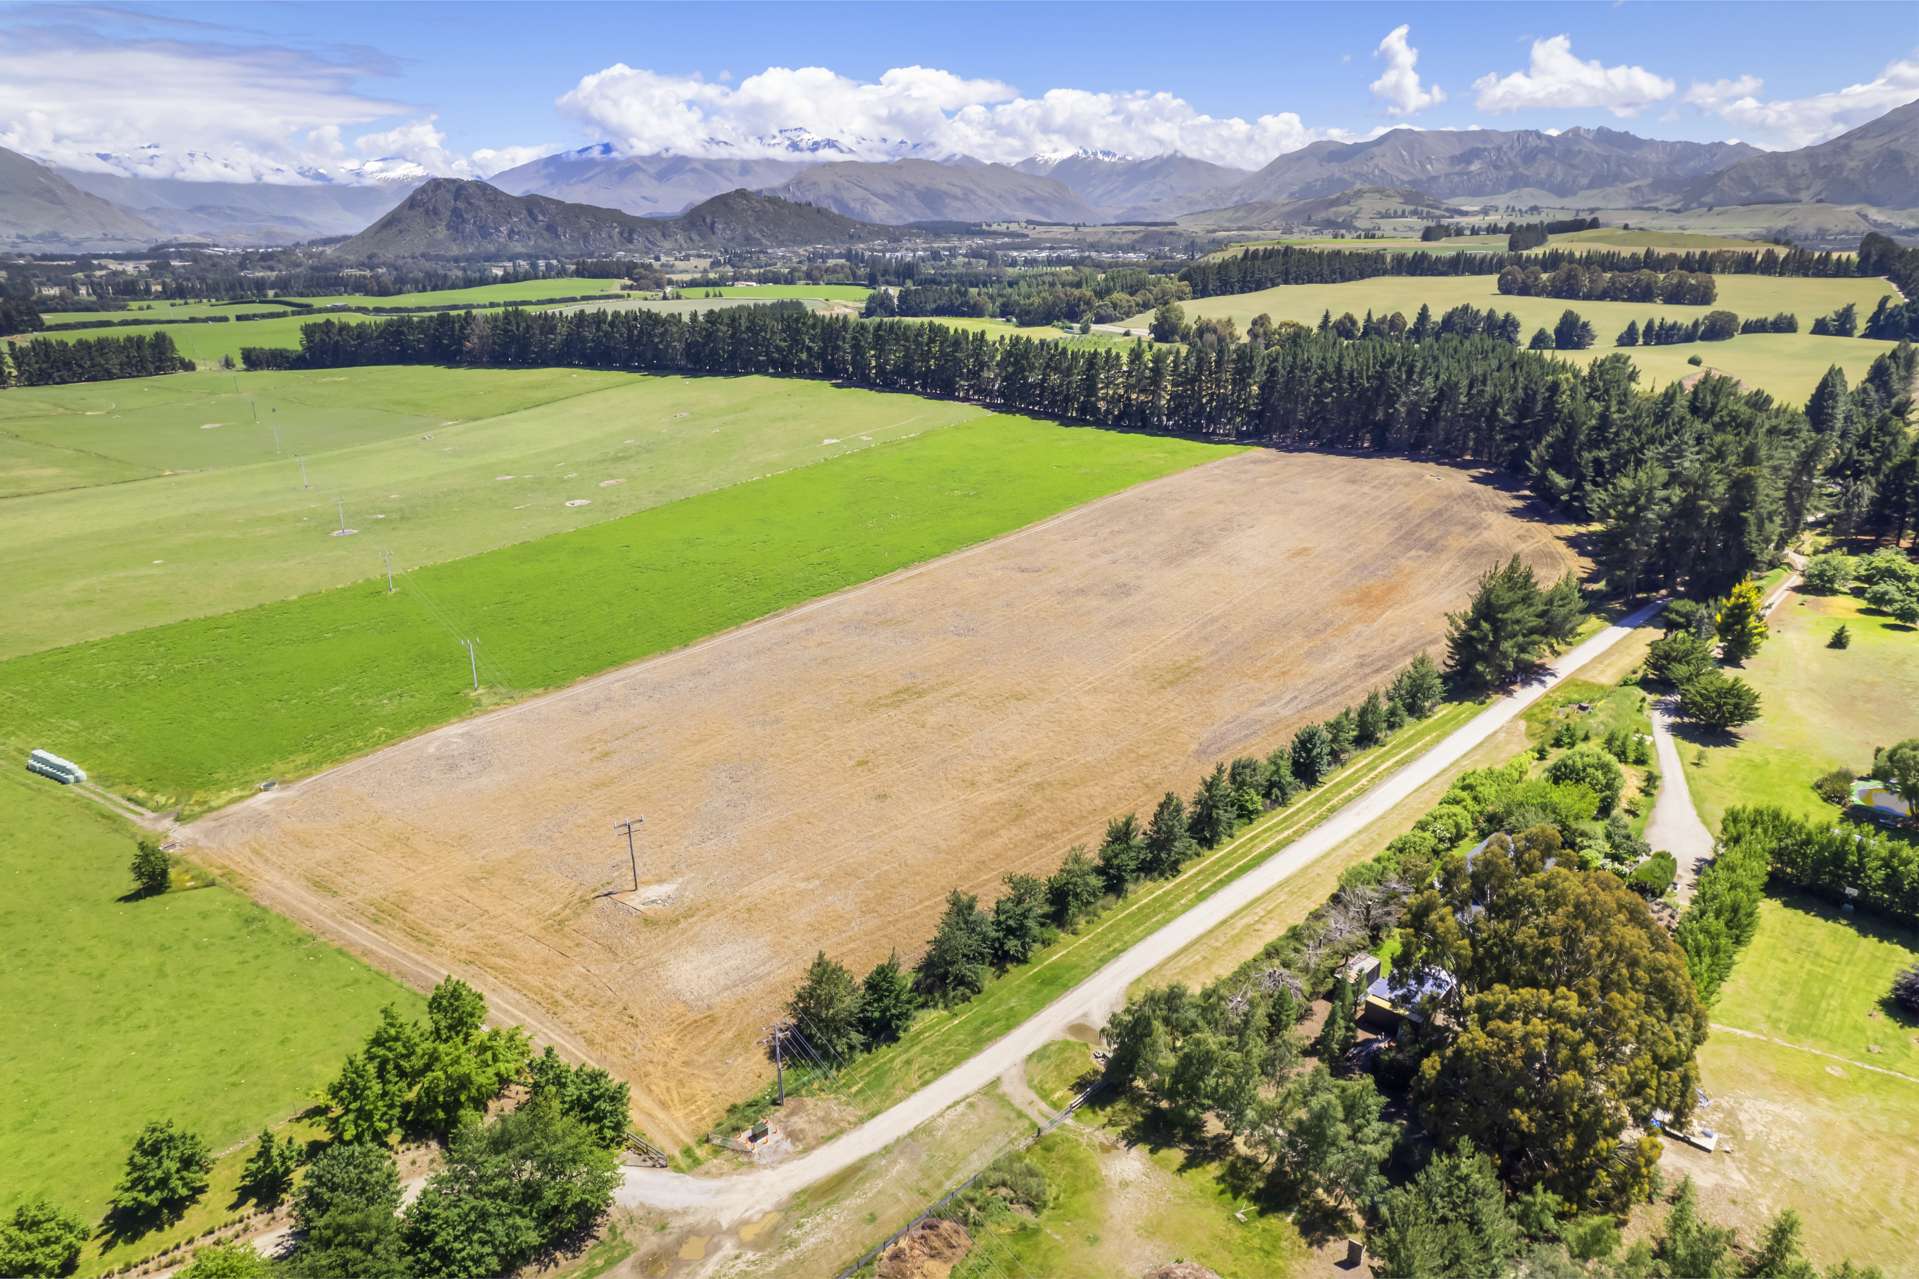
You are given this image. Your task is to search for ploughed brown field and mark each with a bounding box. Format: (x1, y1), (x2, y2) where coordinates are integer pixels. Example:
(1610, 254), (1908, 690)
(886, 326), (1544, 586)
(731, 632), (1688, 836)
(184, 450), (1579, 1145)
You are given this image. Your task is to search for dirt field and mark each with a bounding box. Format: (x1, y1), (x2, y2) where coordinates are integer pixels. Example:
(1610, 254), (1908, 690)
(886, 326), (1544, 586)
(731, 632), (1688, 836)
(183, 450), (1578, 1146)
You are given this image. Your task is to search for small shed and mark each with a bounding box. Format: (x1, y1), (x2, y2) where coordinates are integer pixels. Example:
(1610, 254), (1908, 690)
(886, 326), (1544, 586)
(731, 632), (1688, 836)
(1339, 952), (1383, 989)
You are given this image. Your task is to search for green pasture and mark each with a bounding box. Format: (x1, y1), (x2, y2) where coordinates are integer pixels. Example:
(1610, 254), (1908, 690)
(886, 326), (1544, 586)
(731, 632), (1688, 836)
(1546, 227), (1786, 252)
(1124, 273), (1898, 402)
(0, 412), (1231, 813)
(1696, 894), (1919, 1272)
(1682, 588), (1919, 829)
(1213, 235), (1496, 258)
(675, 283), (871, 300)
(1718, 894), (1919, 1076)
(542, 295), (827, 317)
(284, 277), (632, 309)
(9, 311), (373, 367)
(956, 1100), (1306, 1279)
(0, 766), (416, 1225)
(0, 369), (986, 658)
(36, 299), (299, 326)
(1555, 331), (1896, 404)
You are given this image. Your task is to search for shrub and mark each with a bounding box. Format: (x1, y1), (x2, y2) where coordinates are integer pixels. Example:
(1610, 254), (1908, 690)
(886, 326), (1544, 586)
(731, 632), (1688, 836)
(1627, 851), (1678, 898)
(130, 839), (171, 897)
(1893, 964), (1919, 1016)
(1801, 553), (1853, 594)
(1813, 768), (1855, 807)
(1547, 747), (1626, 817)
(1829, 623), (1852, 649)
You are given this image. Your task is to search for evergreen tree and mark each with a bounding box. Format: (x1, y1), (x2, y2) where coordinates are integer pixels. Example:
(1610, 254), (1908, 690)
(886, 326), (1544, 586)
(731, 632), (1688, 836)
(1444, 556), (1548, 689)
(1656, 1179), (1736, 1279)
(111, 1120), (212, 1225)
(787, 951), (863, 1062)
(0, 1198), (87, 1279)
(1045, 846), (1105, 929)
(1369, 1145), (1521, 1279)
(1314, 977), (1357, 1065)
(1539, 572), (1585, 642)
(989, 873), (1054, 965)
(1353, 690), (1388, 747)
(857, 951), (920, 1044)
(1291, 724), (1335, 788)
(238, 1128), (299, 1206)
(1389, 654), (1446, 719)
(1143, 791), (1198, 876)
(916, 891), (994, 1005)
(1715, 578), (1769, 664)
(1678, 669), (1762, 730)
(1263, 747), (1299, 805)
(1187, 762), (1237, 848)
(1096, 813), (1145, 894)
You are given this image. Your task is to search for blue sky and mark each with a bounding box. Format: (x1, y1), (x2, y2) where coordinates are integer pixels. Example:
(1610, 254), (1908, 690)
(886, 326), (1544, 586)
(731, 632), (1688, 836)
(2, 2), (1914, 182)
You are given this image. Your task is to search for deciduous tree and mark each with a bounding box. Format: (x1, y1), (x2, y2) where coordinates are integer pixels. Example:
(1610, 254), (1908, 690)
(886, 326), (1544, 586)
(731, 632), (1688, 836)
(0, 1197), (87, 1278)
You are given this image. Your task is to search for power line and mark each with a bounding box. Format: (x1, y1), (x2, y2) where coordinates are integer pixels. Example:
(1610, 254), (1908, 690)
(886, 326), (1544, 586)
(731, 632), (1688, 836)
(613, 816), (643, 894)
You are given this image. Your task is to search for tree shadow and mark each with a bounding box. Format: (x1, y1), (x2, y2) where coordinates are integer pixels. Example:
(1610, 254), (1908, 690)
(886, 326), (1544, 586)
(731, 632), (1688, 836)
(1667, 718), (1743, 750)
(96, 1202), (185, 1251)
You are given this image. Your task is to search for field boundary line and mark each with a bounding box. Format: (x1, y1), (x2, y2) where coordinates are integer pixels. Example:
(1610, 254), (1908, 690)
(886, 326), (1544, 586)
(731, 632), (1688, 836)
(183, 451), (1250, 825)
(1710, 1022), (1919, 1086)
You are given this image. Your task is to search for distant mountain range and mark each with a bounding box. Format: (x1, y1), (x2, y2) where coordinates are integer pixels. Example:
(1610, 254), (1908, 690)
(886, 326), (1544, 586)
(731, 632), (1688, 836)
(764, 158), (1098, 224)
(1220, 126), (1761, 206)
(1682, 99), (1919, 209)
(58, 169), (414, 244)
(0, 146), (161, 248)
(1014, 151), (1250, 221)
(331, 180), (907, 259)
(1182, 186), (1464, 233)
(488, 146), (815, 217)
(4, 101), (1915, 251)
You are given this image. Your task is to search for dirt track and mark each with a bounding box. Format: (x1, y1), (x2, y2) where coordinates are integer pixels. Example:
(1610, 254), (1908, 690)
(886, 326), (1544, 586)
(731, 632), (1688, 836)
(184, 449), (1578, 1145)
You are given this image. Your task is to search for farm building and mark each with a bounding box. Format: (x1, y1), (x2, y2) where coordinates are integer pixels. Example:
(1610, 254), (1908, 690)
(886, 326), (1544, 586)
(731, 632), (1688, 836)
(1359, 966), (1456, 1034)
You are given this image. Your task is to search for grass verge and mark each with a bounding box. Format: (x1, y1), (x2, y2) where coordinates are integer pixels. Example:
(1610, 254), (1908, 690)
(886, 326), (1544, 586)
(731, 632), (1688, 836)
(0, 768), (415, 1237)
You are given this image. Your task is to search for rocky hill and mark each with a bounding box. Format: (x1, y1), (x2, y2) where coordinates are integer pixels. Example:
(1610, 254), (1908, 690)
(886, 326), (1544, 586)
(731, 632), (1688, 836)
(331, 180), (904, 259)
(1682, 98), (1919, 209)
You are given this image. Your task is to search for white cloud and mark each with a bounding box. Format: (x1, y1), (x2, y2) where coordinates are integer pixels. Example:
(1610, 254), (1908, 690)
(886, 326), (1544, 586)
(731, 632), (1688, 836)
(1472, 35), (1675, 117)
(558, 63), (1368, 169)
(1683, 60), (1919, 148)
(1370, 25), (1444, 116)
(0, 14), (540, 183)
(1683, 75), (1764, 112)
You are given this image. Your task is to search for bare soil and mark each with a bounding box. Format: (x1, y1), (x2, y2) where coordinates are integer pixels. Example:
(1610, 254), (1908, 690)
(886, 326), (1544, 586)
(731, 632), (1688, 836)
(183, 450), (1577, 1147)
